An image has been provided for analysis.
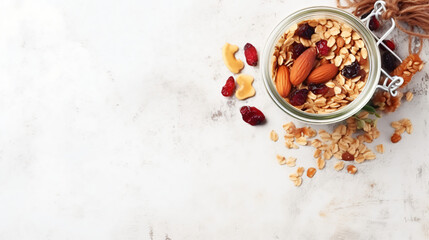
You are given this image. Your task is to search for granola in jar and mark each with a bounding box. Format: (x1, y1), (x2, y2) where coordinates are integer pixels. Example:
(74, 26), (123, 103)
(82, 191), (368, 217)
(271, 18), (370, 114)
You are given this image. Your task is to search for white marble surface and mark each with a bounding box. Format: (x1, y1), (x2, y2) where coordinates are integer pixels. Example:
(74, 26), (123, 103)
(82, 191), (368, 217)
(1, 0), (429, 239)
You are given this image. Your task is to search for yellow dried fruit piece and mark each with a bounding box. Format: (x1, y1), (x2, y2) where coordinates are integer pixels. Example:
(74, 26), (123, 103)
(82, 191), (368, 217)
(222, 43), (244, 74)
(235, 74), (255, 100)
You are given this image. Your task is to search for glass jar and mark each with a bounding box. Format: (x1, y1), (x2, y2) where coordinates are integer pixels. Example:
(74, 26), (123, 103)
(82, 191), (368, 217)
(261, 6), (381, 124)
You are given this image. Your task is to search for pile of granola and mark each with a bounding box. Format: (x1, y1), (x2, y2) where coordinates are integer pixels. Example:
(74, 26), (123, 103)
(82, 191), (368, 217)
(271, 105), (414, 187)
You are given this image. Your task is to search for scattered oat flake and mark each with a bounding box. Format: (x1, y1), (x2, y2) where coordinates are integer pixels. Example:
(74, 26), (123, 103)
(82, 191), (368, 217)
(294, 177), (303, 187)
(297, 166), (305, 177)
(286, 157), (297, 167)
(334, 161), (345, 171)
(296, 136), (308, 145)
(289, 173), (299, 181)
(270, 130), (279, 142)
(376, 144), (384, 154)
(277, 155), (286, 165)
(317, 157), (325, 170)
(405, 92), (414, 102)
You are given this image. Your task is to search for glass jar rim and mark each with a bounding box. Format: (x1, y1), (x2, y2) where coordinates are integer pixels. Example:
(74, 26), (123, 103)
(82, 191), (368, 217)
(261, 6), (381, 124)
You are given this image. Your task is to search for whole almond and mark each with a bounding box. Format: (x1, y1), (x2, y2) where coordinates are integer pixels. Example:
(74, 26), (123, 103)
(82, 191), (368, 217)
(275, 66), (292, 97)
(290, 48), (316, 86)
(307, 64), (338, 84)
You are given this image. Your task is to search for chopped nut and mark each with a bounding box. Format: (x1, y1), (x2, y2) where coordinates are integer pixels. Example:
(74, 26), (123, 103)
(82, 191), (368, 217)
(270, 130), (279, 142)
(334, 161), (345, 171)
(347, 165), (357, 174)
(307, 167), (317, 178)
(391, 133), (401, 143)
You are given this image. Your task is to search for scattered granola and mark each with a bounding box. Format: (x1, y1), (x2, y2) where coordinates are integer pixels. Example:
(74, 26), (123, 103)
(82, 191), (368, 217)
(334, 161), (345, 171)
(391, 133), (401, 143)
(274, 109), (412, 187)
(307, 167), (317, 178)
(376, 144), (384, 154)
(297, 167), (305, 177)
(317, 157), (325, 170)
(405, 91), (414, 102)
(391, 118), (413, 135)
(289, 169), (303, 187)
(277, 155), (286, 165)
(286, 157), (297, 167)
(270, 130), (279, 142)
(347, 165), (358, 174)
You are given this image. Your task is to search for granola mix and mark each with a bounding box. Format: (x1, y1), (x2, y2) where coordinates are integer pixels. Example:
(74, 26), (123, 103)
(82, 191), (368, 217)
(271, 18), (370, 114)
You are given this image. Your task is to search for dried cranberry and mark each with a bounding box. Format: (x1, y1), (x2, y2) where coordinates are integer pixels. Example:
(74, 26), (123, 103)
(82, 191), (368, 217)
(369, 16), (380, 31)
(308, 83), (329, 95)
(296, 23), (315, 39)
(244, 43), (258, 66)
(291, 43), (308, 59)
(316, 40), (330, 56)
(342, 61), (361, 79)
(383, 40), (395, 51)
(289, 89), (309, 106)
(221, 76), (235, 97)
(382, 52), (399, 72)
(240, 106), (265, 126)
(342, 152), (355, 161)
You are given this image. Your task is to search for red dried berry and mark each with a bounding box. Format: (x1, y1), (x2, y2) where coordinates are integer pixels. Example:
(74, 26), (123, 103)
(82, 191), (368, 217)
(369, 16), (380, 31)
(244, 43), (258, 66)
(308, 83), (329, 95)
(316, 40), (330, 56)
(289, 89), (309, 106)
(240, 106), (265, 126)
(296, 23), (315, 39)
(342, 152), (355, 161)
(291, 43), (308, 59)
(383, 40), (395, 51)
(221, 76), (235, 97)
